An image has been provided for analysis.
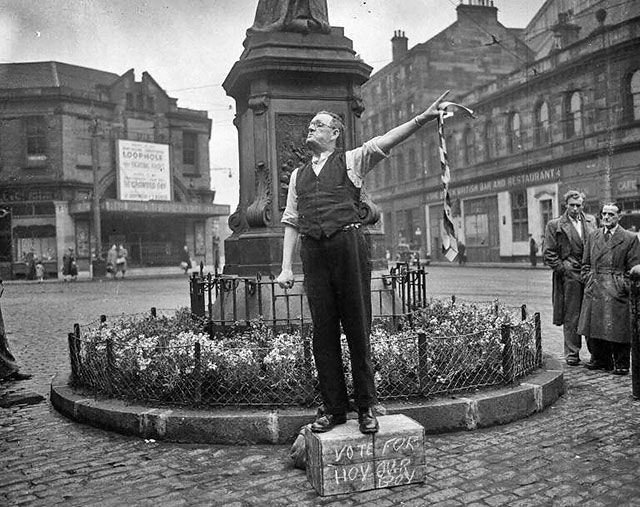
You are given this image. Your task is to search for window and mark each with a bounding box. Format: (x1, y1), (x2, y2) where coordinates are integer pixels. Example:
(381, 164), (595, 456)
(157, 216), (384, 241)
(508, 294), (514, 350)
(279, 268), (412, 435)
(26, 116), (47, 158)
(511, 190), (529, 242)
(566, 91), (583, 138)
(628, 69), (640, 121)
(396, 153), (405, 182)
(507, 112), (521, 154)
(484, 120), (497, 160)
(182, 132), (198, 167)
(534, 101), (550, 146)
(146, 96), (155, 112)
(136, 94), (144, 110)
(540, 199), (553, 230)
(408, 148), (417, 179)
(463, 126), (475, 166)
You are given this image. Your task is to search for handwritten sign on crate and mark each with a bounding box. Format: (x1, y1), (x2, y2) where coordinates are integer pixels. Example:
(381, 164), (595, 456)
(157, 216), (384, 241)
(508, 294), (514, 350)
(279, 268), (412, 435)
(305, 414), (425, 496)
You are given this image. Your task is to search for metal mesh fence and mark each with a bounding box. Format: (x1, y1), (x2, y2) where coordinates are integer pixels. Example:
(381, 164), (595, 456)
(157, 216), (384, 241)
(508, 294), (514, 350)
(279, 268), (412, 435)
(68, 298), (542, 407)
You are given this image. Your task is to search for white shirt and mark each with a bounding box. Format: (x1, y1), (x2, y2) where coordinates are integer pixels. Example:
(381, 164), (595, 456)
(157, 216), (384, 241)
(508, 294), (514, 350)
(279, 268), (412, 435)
(281, 137), (388, 229)
(569, 217), (582, 238)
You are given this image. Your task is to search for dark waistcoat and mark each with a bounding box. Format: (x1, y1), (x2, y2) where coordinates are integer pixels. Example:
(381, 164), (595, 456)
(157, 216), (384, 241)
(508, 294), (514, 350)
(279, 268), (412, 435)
(296, 151), (361, 239)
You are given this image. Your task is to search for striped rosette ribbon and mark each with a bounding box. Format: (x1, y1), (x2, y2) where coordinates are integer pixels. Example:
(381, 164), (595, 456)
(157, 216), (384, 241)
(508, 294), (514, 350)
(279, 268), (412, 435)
(437, 100), (475, 262)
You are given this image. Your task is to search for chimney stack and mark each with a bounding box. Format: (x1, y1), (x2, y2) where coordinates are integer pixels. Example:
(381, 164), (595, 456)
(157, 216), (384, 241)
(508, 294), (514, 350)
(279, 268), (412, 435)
(391, 30), (408, 62)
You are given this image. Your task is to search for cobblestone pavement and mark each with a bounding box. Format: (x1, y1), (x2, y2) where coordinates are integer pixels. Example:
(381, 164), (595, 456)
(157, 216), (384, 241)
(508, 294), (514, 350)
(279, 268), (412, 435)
(2, 269), (640, 506)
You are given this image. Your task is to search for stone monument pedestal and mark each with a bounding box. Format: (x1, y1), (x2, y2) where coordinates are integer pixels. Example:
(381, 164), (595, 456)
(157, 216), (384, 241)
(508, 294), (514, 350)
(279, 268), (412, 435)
(223, 27), (379, 277)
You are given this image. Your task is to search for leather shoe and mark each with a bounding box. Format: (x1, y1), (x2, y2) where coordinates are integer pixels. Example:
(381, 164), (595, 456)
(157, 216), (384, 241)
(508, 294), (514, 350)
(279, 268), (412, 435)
(358, 407), (379, 434)
(585, 361), (612, 371)
(311, 413), (347, 433)
(566, 358), (580, 366)
(612, 368), (629, 375)
(3, 371), (32, 381)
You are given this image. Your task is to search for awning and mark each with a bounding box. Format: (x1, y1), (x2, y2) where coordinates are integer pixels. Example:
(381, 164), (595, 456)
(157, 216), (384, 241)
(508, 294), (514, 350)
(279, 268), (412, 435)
(69, 198), (230, 218)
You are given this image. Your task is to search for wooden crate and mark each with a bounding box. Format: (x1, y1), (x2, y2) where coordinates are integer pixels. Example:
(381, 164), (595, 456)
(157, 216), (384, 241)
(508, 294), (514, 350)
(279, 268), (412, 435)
(305, 414), (425, 496)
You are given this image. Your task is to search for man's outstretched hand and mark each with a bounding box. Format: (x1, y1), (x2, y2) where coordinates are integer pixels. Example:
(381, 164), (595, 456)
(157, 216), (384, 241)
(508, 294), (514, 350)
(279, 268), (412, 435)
(414, 90), (450, 126)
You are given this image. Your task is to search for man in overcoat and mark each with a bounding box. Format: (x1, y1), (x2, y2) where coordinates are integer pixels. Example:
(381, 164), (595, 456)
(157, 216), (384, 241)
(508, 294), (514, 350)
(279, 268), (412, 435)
(543, 190), (597, 365)
(577, 203), (640, 374)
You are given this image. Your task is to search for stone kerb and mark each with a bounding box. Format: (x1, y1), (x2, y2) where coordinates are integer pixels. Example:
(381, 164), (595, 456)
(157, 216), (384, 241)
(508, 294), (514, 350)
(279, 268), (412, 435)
(50, 355), (564, 445)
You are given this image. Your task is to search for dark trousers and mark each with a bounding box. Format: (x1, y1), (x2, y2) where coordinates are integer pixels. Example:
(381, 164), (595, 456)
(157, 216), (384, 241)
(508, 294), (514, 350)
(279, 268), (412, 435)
(590, 338), (630, 370)
(562, 276), (586, 361)
(300, 228), (376, 414)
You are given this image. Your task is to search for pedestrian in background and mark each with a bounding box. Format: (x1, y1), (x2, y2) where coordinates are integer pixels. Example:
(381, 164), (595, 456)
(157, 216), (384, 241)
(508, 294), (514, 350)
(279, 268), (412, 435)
(544, 190), (597, 366)
(62, 247), (78, 281)
(528, 234), (538, 267)
(578, 202), (640, 375)
(180, 245), (192, 274)
(35, 258), (45, 282)
(457, 241), (467, 266)
(106, 244), (118, 278)
(0, 280), (32, 382)
(116, 244), (128, 278)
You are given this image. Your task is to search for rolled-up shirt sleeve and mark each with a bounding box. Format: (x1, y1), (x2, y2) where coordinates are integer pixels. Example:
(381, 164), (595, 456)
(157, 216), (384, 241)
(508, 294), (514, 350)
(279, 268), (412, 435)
(347, 136), (389, 187)
(281, 168), (299, 229)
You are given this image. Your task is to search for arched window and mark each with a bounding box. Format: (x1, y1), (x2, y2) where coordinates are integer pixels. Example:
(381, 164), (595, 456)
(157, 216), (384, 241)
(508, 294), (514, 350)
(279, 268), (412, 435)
(484, 120), (497, 160)
(534, 101), (550, 146)
(629, 70), (640, 121)
(566, 91), (583, 138)
(463, 126), (475, 166)
(507, 112), (521, 153)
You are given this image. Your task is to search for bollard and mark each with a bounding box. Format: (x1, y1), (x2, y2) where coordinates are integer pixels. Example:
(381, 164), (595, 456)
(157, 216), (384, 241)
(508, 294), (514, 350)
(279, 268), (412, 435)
(630, 268), (640, 400)
(190, 272), (205, 317)
(68, 332), (79, 382)
(534, 312), (543, 368)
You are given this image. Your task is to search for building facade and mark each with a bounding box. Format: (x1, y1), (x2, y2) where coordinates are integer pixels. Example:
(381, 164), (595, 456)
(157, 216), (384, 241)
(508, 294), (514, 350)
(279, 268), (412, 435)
(0, 62), (229, 279)
(360, 0), (533, 259)
(361, 0), (640, 263)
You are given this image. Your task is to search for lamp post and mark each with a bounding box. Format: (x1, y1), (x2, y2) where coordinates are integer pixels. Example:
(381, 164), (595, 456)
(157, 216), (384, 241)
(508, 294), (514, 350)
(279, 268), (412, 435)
(89, 119), (102, 263)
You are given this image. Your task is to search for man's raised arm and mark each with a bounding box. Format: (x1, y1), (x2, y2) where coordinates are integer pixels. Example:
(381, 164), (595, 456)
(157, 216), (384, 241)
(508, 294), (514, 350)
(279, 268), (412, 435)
(376, 90), (450, 154)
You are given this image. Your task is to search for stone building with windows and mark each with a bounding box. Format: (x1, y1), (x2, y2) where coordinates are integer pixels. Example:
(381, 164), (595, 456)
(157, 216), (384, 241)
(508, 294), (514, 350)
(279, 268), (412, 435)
(359, 0), (533, 260)
(0, 61), (229, 279)
(362, 0), (640, 262)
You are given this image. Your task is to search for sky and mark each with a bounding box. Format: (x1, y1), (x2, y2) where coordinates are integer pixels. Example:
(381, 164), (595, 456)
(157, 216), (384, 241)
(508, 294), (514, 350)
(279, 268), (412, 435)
(1, 0), (546, 206)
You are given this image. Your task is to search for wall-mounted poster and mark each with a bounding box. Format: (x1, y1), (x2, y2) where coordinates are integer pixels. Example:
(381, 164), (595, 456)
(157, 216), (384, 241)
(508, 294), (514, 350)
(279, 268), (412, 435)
(117, 140), (171, 201)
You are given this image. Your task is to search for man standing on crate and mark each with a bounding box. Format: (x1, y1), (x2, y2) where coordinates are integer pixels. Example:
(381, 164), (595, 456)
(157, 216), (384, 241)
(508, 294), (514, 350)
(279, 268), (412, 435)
(277, 91), (450, 434)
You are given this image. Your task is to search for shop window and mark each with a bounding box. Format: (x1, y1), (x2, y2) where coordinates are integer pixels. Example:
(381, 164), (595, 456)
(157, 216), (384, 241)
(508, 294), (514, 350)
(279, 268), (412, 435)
(507, 112), (521, 154)
(464, 198), (489, 247)
(182, 132), (198, 169)
(534, 101), (550, 146)
(463, 126), (475, 166)
(25, 116), (47, 163)
(540, 199), (553, 230)
(511, 190), (529, 242)
(565, 91), (583, 138)
(627, 69), (640, 121)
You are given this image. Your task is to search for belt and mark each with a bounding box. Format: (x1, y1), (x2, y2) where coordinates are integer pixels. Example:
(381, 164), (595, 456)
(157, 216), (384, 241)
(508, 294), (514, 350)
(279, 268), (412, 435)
(300, 223), (362, 240)
(594, 268), (625, 275)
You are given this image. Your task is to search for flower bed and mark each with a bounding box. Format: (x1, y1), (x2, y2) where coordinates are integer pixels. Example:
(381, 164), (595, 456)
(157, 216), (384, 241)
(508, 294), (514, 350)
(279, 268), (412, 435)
(70, 300), (541, 407)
